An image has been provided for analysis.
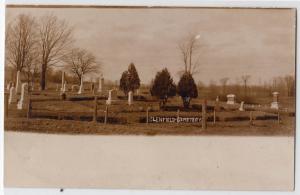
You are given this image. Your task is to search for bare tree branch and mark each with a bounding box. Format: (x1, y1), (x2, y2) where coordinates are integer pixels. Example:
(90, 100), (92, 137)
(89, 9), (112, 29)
(6, 14), (37, 75)
(219, 77), (229, 94)
(37, 14), (74, 90)
(241, 75), (251, 96)
(63, 48), (101, 84)
(178, 33), (201, 75)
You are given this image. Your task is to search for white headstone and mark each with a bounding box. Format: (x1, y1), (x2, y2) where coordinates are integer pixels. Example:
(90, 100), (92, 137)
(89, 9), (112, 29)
(15, 70), (21, 94)
(271, 92), (279, 109)
(136, 89), (140, 95)
(98, 77), (104, 93)
(62, 81), (67, 92)
(17, 83), (28, 110)
(61, 71), (65, 92)
(6, 82), (13, 91)
(106, 89), (118, 105)
(226, 94), (235, 105)
(9, 86), (17, 104)
(78, 76), (84, 94)
(239, 101), (245, 111)
(128, 91), (133, 105)
(31, 82), (35, 91)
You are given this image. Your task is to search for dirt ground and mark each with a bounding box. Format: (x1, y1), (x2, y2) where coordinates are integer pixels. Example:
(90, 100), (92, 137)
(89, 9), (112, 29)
(5, 115), (295, 136)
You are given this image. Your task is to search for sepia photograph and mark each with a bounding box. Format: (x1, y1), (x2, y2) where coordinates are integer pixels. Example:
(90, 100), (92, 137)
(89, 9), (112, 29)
(3, 5), (296, 191)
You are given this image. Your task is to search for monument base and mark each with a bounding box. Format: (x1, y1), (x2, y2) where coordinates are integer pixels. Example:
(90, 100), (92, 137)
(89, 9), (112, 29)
(17, 100), (23, 110)
(226, 101), (235, 105)
(271, 102), (279, 109)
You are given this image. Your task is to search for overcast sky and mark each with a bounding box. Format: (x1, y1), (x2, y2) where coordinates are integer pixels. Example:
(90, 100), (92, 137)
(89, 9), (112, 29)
(6, 7), (296, 85)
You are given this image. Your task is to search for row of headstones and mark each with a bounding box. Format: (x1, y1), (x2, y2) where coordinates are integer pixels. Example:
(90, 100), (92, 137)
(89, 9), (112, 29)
(58, 72), (105, 94)
(59, 72), (136, 105)
(223, 92), (280, 110)
(8, 82), (28, 110)
(106, 89), (133, 105)
(6, 70), (22, 94)
(6, 70), (42, 93)
(8, 84), (134, 110)
(7, 71), (135, 111)
(6, 71), (37, 110)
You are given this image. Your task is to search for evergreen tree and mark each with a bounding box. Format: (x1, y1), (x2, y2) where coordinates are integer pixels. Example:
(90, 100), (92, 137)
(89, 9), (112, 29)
(119, 71), (130, 95)
(177, 72), (198, 108)
(127, 63), (140, 92)
(150, 68), (176, 108)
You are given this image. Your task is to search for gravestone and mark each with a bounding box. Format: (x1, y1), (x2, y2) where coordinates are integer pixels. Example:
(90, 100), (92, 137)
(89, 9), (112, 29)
(128, 91), (133, 105)
(61, 71), (65, 92)
(78, 76), (84, 94)
(239, 101), (245, 111)
(31, 82), (35, 91)
(6, 82), (13, 91)
(271, 92), (279, 109)
(136, 89), (140, 95)
(215, 96), (220, 111)
(8, 87), (17, 104)
(226, 94), (235, 105)
(106, 89), (118, 105)
(17, 83), (28, 110)
(15, 70), (21, 94)
(98, 77), (104, 93)
(62, 81), (67, 92)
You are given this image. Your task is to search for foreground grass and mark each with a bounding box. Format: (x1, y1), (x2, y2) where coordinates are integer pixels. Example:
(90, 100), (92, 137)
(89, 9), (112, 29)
(5, 116), (294, 136)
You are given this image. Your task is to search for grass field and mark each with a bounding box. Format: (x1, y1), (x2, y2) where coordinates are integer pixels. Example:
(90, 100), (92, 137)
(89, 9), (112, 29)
(4, 87), (296, 136)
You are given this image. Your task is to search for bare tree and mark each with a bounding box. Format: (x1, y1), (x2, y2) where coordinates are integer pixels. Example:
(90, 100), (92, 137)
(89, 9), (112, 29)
(22, 51), (39, 88)
(284, 75), (295, 97)
(219, 77), (229, 95)
(178, 33), (201, 75)
(37, 14), (73, 90)
(241, 75), (251, 96)
(6, 14), (37, 74)
(63, 48), (100, 84)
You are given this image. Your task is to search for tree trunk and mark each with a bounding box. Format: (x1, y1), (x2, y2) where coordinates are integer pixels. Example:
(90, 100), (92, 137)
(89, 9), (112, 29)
(78, 75), (82, 85)
(40, 64), (46, 90)
(182, 97), (190, 109)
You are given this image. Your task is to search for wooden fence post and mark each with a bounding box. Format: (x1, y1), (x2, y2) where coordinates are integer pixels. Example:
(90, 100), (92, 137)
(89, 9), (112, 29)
(93, 96), (98, 122)
(177, 109), (180, 124)
(202, 99), (207, 129)
(4, 93), (8, 118)
(27, 98), (32, 119)
(277, 111), (280, 124)
(213, 109), (216, 125)
(146, 107), (150, 124)
(249, 111), (253, 125)
(104, 105), (108, 124)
